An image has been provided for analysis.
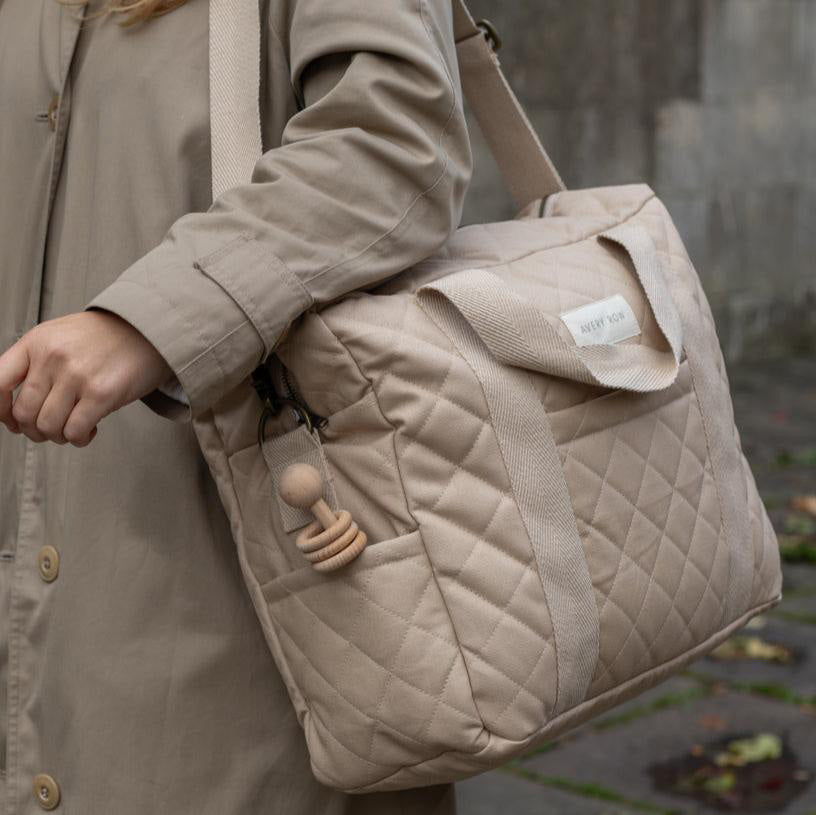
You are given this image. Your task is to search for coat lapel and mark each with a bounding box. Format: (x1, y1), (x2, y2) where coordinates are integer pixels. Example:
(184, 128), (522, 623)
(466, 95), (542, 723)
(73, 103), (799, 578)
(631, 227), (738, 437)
(57, 1), (85, 88)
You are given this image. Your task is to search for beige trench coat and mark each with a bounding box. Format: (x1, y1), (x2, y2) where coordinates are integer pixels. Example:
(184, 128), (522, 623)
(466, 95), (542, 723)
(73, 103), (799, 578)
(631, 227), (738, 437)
(0, 0), (471, 811)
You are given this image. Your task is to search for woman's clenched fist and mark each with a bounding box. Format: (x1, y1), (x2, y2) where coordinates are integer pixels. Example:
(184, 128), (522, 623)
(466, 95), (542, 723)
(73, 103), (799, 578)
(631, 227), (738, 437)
(0, 310), (172, 446)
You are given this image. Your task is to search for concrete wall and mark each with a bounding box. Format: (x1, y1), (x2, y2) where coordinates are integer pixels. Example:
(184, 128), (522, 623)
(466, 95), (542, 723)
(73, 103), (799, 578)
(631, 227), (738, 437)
(460, 0), (816, 359)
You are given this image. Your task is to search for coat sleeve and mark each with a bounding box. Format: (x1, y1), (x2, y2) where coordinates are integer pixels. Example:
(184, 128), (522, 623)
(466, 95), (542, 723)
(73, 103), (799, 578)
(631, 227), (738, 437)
(85, 0), (472, 421)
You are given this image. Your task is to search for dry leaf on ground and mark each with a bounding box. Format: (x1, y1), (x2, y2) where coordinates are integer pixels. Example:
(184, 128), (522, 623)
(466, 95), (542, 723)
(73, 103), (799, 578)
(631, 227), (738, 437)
(791, 495), (816, 517)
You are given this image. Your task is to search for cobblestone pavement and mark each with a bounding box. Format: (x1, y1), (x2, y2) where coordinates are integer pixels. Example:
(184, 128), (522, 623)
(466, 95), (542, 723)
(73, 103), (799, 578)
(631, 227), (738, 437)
(457, 357), (816, 815)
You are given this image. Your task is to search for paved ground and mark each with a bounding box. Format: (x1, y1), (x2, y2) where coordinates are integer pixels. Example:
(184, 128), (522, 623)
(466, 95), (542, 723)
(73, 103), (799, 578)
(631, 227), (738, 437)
(458, 356), (816, 815)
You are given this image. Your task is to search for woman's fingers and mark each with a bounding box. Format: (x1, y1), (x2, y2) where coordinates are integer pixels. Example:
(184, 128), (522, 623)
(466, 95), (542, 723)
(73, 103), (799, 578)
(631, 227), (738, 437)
(0, 390), (19, 433)
(63, 398), (102, 448)
(0, 342), (30, 432)
(35, 382), (79, 444)
(1, 311), (169, 446)
(10, 376), (50, 442)
(0, 341), (30, 391)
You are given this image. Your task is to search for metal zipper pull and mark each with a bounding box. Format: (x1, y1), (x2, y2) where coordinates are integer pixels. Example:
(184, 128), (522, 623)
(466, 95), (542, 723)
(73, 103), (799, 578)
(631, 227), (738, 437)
(251, 358), (327, 446)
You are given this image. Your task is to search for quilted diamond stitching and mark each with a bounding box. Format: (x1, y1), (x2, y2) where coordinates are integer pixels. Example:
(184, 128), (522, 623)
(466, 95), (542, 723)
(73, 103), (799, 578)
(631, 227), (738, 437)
(565, 397), (721, 552)
(549, 360), (724, 690)
(328, 535), (548, 711)
(338, 536), (381, 762)
(364, 573), (455, 760)
(574, 471), (719, 627)
(397, 436), (527, 572)
(595, 429), (702, 682)
(349, 307), (558, 716)
(583, 410), (661, 623)
(650, 211), (765, 619)
(426, 423), (492, 516)
(337, 209), (730, 723)
(392, 416), (556, 715)
(273, 617), (433, 757)
(565, 444), (717, 607)
(590, 517), (717, 685)
(419, 508), (552, 674)
(277, 568), (473, 722)
(272, 625), (401, 769)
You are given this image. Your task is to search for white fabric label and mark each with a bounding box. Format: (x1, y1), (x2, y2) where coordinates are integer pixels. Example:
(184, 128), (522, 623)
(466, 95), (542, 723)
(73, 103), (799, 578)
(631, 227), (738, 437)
(559, 294), (641, 347)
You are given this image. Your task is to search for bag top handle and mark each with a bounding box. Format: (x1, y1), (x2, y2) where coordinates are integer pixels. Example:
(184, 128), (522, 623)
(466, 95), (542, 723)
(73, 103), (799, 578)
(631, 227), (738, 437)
(418, 225), (684, 393)
(209, 0), (565, 211)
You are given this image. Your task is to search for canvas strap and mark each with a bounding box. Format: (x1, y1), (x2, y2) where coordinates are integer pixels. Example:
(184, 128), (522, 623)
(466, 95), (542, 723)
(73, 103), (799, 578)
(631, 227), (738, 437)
(450, 0), (565, 208)
(209, 0), (263, 200)
(209, 0), (565, 209)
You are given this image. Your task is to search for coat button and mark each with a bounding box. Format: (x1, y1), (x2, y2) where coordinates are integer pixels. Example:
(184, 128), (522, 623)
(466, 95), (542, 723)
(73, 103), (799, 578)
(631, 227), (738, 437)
(37, 546), (60, 583)
(47, 95), (59, 132)
(33, 774), (61, 810)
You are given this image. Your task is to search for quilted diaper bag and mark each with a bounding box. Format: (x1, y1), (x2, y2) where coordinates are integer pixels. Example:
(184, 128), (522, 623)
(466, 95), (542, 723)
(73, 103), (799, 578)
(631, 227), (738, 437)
(195, 0), (783, 793)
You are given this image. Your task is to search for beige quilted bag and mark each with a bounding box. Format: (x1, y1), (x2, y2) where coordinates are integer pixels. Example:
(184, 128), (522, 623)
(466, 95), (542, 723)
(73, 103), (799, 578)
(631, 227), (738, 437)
(197, 0), (783, 793)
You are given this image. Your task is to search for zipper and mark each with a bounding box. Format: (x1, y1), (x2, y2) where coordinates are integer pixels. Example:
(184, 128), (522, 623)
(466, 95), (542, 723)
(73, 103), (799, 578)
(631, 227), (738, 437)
(276, 357), (327, 430)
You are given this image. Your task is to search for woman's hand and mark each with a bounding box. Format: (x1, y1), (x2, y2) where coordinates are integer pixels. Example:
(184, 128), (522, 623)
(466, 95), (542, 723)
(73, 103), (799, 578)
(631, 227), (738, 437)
(0, 311), (173, 446)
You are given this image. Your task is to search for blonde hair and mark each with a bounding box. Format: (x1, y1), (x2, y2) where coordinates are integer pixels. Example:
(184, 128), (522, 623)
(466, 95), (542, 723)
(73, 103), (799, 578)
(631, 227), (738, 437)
(59, 0), (190, 26)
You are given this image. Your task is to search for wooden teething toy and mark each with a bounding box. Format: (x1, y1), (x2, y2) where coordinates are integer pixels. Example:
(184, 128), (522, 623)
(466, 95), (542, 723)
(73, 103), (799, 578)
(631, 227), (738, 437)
(278, 463), (368, 572)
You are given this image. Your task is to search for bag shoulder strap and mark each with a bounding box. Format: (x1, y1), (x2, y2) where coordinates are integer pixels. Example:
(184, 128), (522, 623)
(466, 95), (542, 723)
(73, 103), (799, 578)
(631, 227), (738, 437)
(209, 0), (565, 210)
(450, 0), (565, 208)
(209, 0), (263, 201)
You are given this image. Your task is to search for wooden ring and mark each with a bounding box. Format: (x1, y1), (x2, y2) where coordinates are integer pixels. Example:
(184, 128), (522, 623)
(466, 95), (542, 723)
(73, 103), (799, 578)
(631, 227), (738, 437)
(313, 531), (368, 573)
(295, 510), (352, 554)
(302, 521), (360, 563)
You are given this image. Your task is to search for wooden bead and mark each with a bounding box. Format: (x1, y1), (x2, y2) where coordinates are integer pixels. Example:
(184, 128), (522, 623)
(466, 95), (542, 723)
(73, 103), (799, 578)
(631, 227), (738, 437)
(278, 462), (323, 509)
(279, 463), (335, 529)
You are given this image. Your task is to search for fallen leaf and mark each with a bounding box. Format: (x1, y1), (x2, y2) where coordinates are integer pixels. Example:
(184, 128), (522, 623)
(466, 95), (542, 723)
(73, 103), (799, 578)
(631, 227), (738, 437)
(792, 495), (816, 517)
(714, 733), (782, 767)
(710, 636), (793, 664)
(745, 638), (793, 662)
(702, 770), (736, 794)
